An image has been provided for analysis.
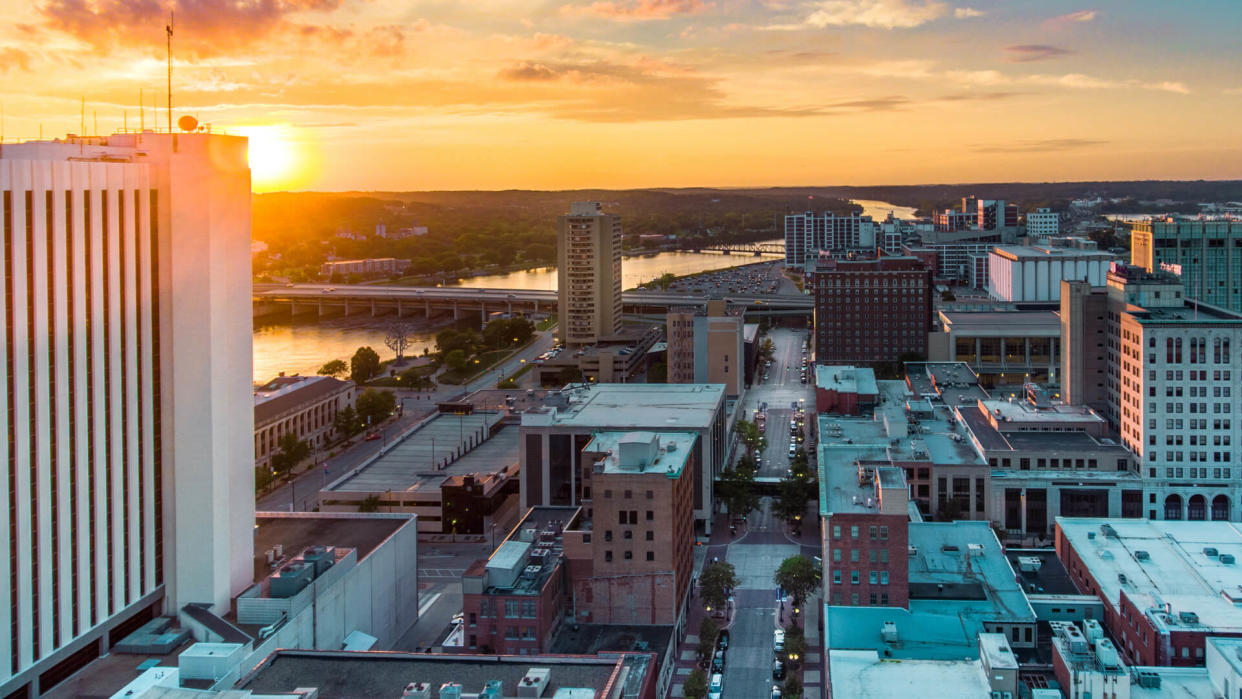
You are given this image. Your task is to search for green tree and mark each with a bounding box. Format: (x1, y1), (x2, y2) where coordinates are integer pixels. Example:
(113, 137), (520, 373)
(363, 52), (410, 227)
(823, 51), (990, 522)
(938, 498), (964, 521)
(717, 459), (760, 520)
(774, 555), (821, 610)
(782, 623), (807, 665)
(736, 419), (767, 453)
(356, 388), (397, 426)
(318, 359), (348, 378)
(358, 494), (381, 513)
(699, 561), (739, 614)
(497, 377), (518, 389)
(557, 366), (582, 385)
(696, 616), (720, 662)
(350, 346), (381, 383)
(758, 337), (776, 362)
(774, 473), (813, 525)
(270, 432), (310, 479)
(654, 272), (677, 290)
(255, 466), (274, 492)
(683, 669), (709, 699)
(781, 673), (803, 699)
(333, 405), (363, 439)
(445, 349), (469, 373)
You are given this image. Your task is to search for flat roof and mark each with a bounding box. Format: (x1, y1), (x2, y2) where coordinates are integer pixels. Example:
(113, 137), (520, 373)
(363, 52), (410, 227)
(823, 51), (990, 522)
(584, 431), (695, 478)
(979, 398), (1106, 425)
(908, 521), (1035, 621)
(992, 245), (1114, 261)
(1128, 301), (1242, 324)
(1056, 518), (1242, 634)
(326, 413), (511, 493)
(521, 383), (725, 430)
(547, 624), (673, 659)
(240, 650), (645, 698)
(939, 310), (1061, 337)
(1130, 666), (1213, 699)
(827, 651), (992, 698)
(252, 513), (410, 585)
(815, 365), (878, 395)
(254, 375), (351, 427)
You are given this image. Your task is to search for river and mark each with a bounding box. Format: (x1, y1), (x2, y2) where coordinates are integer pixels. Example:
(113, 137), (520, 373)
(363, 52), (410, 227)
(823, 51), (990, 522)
(251, 199), (907, 382)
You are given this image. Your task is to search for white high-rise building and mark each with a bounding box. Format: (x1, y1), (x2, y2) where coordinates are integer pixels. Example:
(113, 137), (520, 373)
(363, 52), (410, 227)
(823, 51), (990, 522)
(557, 201), (622, 347)
(0, 132), (254, 697)
(1025, 207), (1059, 239)
(783, 211), (876, 267)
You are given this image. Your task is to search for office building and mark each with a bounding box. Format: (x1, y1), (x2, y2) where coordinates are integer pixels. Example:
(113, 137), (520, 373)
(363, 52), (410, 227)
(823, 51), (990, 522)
(812, 254), (932, 365)
(901, 242), (995, 281)
(1131, 216), (1242, 312)
(829, 634), (1016, 699)
(0, 132), (255, 697)
(783, 211), (876, 267)
(814, 365), (878, 415)
(253, 375), (355, 473)
(666, 300), (745, 396)
(933, 197), (1018, 234)
(822, 464), (911, 608)
(1061, 265), (1242, 521)
(519, 384), (726, 533)
(1025, 207), (1059, 239)
(1056, 518), (1242, 666)
(558, 202), (622, 346)
(987, 245), (1115, 303)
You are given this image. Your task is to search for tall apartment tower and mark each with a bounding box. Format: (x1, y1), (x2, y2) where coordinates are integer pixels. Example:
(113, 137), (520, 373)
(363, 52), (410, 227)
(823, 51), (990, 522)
(783, 211), (876, 267)
(557, 202), (622, 347)
(1131, 217), (1242, 313)
(0, 132), (255, 696)
(813, 254), (932, 365)
(1061, 264), (1242, 522)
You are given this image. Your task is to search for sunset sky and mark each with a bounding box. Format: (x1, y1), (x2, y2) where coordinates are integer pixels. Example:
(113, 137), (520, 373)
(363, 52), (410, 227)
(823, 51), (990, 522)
(2, 0), (1239, 192)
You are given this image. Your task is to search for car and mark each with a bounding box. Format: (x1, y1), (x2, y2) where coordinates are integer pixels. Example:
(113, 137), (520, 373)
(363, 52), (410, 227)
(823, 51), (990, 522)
(773, 629), (785, 652)
(708, 672), (724, 699)
(788, 444), (797, 457)
(772, 685), (782, 699)
(717, 630), (730, 650)
(451, 612), (464, 625)
(365, 431), (382, 441)
(321, 287), (336, 293)
(773, 660), (785, 680)
(711, 650), (725, 672)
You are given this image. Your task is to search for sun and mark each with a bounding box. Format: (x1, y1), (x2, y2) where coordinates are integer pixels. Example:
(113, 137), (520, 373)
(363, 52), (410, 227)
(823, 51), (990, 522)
(235, 124), (314, 192)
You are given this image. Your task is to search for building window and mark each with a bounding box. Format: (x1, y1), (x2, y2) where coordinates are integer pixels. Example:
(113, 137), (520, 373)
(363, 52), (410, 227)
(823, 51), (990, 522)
(879, 526), (888, 540)
(832, 570), (842, 584)
(851, 526), (859, 538)
(605, 551), (612, 562)
(646, 531), (653, 541)
(604, 530), (612, 542)
(646, 551), (654, 561)
(646, 510), (654, 521)
(624, 551), (633, 560)
(646, 490), (654, 499)
(851, 571), (860, 584)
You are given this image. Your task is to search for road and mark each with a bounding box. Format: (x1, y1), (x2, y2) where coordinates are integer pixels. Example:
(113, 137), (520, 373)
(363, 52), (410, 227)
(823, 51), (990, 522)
(741, 327), (814, 480)
(257, 330), (555, 512)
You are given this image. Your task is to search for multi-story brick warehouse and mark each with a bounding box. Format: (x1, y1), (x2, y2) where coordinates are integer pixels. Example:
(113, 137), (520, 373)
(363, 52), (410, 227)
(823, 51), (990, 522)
(822, 465), (910, 608)
(813, 254), (932, 365)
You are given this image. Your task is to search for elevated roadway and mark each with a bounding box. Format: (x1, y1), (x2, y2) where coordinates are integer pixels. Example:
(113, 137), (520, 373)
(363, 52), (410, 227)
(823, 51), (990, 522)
(254, 283), (812, 321)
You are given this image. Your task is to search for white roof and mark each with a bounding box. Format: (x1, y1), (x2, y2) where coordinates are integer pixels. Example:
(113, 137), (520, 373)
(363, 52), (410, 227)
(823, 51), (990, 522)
(828, 651), (992, 698)
(522, 383), (725, 429)
(1057, 518), (1242, 633)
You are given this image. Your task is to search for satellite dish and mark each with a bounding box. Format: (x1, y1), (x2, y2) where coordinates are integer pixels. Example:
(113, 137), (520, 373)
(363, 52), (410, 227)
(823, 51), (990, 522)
(177, 115), (198, 132)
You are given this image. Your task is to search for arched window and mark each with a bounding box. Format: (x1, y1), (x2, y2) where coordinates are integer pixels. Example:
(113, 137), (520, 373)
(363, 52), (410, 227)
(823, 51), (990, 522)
(1212, 495), (1231, 521)
(1165, 494), (1183, 520)
(1188, 494), (1207, 521)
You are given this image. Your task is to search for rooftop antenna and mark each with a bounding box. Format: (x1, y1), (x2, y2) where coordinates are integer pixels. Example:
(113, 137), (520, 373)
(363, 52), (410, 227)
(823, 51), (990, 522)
(166, 11), (174, 134)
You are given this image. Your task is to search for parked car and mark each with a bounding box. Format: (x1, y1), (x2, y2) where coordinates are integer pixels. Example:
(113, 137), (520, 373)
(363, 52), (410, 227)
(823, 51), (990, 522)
(365, 431), (382, 441)
(708, 672), (724, 699)
(773, 660), (785, 680)
(771, 685), (782, 699)
(717, 630), (730, 650)
(773, 629), (785, 653)
(712, 650), (725, 673)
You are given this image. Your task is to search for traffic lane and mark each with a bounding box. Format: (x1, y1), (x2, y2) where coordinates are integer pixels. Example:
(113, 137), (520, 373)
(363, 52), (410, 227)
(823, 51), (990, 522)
(722, 589), (780, 699)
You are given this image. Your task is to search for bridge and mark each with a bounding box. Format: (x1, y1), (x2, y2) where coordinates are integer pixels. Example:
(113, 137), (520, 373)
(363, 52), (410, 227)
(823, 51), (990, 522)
(254, 284), (812, 322)
(686, 241), (785, 256)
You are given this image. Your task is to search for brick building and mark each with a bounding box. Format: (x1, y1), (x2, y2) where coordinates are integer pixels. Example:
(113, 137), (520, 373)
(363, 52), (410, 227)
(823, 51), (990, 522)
(823, 464), (911, 607)
(1056, 517), (1242, 667)
(814, 365), (879, 415)
(813, 254), (932, 365)
(566, 431), (696, 626)
(460, 506), (580, 655)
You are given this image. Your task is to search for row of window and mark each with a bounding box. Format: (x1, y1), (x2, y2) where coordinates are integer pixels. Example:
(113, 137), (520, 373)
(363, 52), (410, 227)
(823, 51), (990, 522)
(830, 524), (890, 540)
(831, 548), (890, 564)
(831, 569), (890, 585)
(603, 550), (656, 562)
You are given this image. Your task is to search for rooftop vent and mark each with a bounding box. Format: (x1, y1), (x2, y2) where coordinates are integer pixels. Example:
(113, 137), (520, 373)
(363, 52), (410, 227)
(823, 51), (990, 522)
(440, 683), (463, 699)
(1179, 611), (1199, 625)
(1222, 554), (1237, 564)
(881, 621), (899, 643)
(1204, 547), (1220, 557)
(517, 668), (551, 698)
(403, 683), (431, 699)
(1135, 550), (1150, 561)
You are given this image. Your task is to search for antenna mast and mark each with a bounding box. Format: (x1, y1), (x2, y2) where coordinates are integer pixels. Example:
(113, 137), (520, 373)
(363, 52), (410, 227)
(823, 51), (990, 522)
(166, 12), (174, 134)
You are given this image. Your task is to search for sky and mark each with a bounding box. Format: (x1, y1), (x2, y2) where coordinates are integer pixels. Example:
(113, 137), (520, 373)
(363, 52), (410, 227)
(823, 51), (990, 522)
(1, 0), (1239, 192)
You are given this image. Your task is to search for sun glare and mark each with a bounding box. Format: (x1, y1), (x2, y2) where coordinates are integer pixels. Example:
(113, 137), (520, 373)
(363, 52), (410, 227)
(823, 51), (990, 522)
(236, 124), (313, 192)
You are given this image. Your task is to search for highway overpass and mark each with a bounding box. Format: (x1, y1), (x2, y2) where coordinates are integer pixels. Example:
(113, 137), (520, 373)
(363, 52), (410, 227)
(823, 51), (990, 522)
(253, 283), (812, 321)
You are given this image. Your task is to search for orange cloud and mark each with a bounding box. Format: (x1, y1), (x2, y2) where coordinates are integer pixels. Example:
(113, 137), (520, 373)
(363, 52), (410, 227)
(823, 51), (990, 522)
(38, 0), (346, 57)
(562, 0), (714, 21)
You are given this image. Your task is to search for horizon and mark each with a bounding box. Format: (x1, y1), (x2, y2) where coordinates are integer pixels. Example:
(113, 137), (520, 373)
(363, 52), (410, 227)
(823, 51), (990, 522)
(3, 0), (1240, 192)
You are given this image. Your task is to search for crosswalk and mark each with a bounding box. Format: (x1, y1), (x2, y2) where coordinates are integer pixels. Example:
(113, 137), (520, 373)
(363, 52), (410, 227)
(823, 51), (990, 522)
(419, 568), (466, 578)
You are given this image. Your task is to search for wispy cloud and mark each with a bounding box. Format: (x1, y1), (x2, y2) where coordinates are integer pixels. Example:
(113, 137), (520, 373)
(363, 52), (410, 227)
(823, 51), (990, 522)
(973, 138), (1107, 153)
(498, 61), (561, 81)
(1144, 81), (1189, 94)
(1005, 44), (1073, 62)
(953, 7), (983, 18)
(1044, 9), (1097, 29)
(561, 0), (714, 21)
(803, 0), (948, 30)
(0, 47), (32, 72)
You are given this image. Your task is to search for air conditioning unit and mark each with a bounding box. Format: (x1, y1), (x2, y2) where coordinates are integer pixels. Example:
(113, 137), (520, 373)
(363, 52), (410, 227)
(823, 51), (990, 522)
(403, 683), (431, 699)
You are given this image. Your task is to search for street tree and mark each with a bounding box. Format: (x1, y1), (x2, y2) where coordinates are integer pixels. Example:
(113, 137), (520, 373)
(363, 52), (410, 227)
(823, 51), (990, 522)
(333, 405), (364, 438)
(318, 359), (348, 378)
(356, 388), (397, 426)
(780, 674), (803, 699)
(696, 617), (720, 662)
(773, 473), (813, 525)
(270, 433), (310, 479)
(717, 461), (760, 520)
(654, 272), (677, 290)
(782, 622), (807, 665)
(698, 561), (739, 613)
(774, 555), (820, 610)
(683, 669), (708, 699)
(384, 323), (412, 362)
(350, 346), (382, 383)
(735, 419), (766, 453)
(445, 349), (469, 373)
